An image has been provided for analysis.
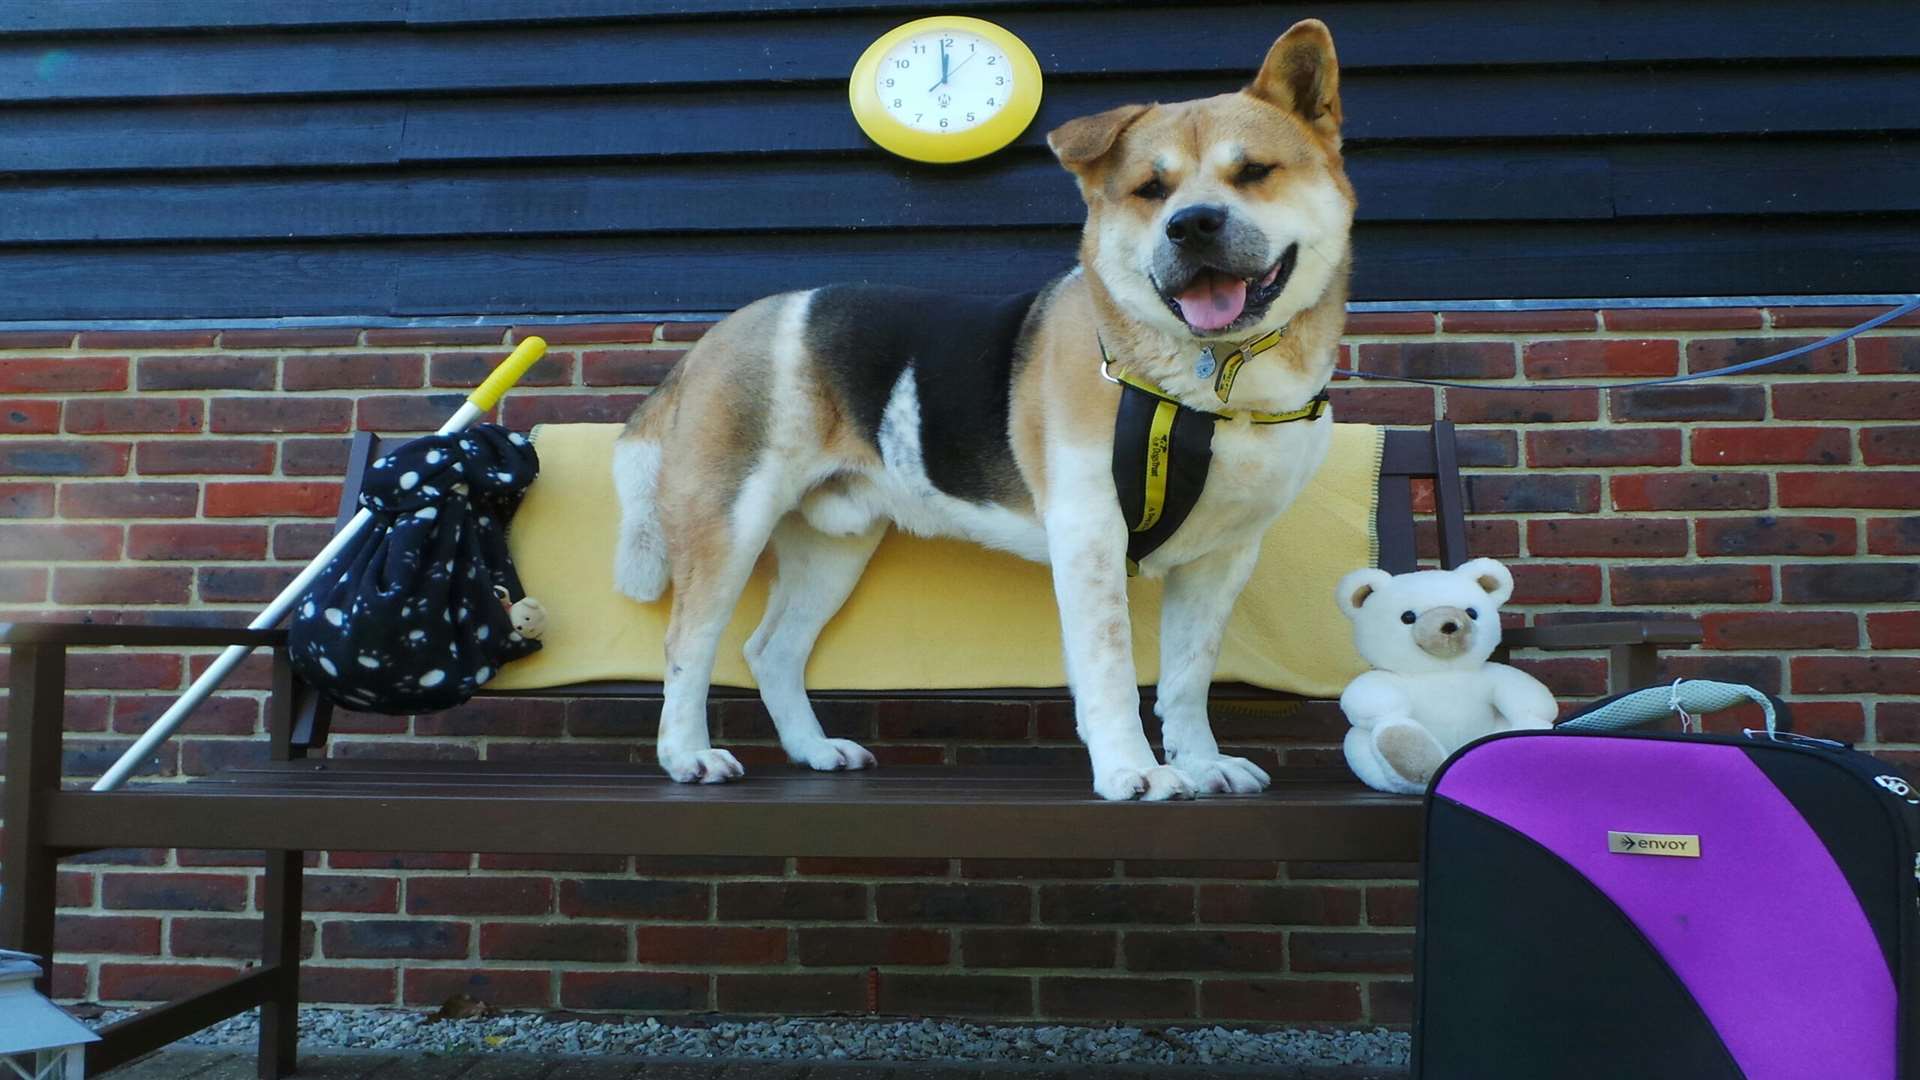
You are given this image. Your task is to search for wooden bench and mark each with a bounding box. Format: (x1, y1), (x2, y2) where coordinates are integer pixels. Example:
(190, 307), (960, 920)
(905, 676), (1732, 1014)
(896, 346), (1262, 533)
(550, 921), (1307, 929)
(0, 419), (1701, 1077)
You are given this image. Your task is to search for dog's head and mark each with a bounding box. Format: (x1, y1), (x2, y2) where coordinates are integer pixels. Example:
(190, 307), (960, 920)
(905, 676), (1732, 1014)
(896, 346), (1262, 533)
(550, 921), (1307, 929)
(1048, 20), (1355, 341)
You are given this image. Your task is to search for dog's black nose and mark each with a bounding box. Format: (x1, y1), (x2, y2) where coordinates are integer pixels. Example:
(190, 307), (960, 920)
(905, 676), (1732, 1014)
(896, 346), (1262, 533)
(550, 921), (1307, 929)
(1165, 204), (1227, 247)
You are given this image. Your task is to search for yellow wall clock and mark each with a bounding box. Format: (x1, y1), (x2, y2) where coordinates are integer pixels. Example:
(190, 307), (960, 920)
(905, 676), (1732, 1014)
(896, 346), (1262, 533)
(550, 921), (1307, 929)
(849, 16), (1044, 164)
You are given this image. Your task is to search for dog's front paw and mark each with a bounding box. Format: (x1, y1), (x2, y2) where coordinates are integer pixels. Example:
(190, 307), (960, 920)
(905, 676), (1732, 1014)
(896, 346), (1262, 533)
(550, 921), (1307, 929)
(1094, 764), (1196, 801)
(1172, 753), (1272, 795)
(659, 747), (745, 784)
(794, 737), (877, 772)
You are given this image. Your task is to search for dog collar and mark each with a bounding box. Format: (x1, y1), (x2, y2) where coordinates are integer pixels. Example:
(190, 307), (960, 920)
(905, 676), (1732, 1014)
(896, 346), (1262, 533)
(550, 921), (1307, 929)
(1207, 324), (1289, 406)
(1097, 336), (1329, 426)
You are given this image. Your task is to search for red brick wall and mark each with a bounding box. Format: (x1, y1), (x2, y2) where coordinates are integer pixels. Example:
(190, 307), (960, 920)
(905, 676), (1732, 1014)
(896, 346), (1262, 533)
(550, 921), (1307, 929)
(2, 305), (1917, 1026)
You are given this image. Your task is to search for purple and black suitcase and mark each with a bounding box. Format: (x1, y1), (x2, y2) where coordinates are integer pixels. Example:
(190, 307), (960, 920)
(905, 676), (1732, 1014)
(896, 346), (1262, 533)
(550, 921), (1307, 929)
(1415, 708), (1920, 1078)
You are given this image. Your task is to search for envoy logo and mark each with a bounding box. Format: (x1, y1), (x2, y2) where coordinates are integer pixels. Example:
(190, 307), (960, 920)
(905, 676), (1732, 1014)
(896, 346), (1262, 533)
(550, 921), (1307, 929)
(1608, 831), (1700, 858)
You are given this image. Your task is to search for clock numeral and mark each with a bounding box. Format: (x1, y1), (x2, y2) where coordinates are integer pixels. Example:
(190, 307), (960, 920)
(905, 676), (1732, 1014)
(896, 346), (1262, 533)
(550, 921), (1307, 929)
(986, 56), (997, 64)
(912, 44), (926, 54)
(994, 76), (1005, 85)
(892, 98), (902, 108)
(894, 59), (911, 69)
(914, 114), (923, 123)
(965, 112), (976, 123)
(986, 98), (996, 106)
(883, 77), (894, 87)
(939, 118), (949, 128)
(940, 37), (954, 46)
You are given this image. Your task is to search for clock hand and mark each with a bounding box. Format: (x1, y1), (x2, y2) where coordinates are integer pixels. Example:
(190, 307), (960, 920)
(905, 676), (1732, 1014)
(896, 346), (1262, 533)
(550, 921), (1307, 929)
(943, 50), (982, 83)
(929, 43), (951, 93)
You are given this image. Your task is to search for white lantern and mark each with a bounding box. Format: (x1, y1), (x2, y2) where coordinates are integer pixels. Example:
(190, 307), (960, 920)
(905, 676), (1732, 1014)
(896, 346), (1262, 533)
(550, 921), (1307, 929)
(0, 951), (97, 1080)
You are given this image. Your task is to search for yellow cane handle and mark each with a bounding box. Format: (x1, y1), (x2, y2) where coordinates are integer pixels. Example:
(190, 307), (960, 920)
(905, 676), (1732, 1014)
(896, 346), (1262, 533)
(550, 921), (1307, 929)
(468, 337), (548, 412)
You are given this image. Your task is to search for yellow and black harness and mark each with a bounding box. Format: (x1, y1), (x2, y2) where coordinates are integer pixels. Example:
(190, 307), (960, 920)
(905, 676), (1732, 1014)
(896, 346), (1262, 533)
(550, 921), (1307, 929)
(1105, 329), (1330, 574)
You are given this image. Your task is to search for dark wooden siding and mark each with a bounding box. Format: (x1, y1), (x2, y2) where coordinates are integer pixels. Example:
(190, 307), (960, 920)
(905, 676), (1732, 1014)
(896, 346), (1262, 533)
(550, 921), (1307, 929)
(1, 1), (1916, 320)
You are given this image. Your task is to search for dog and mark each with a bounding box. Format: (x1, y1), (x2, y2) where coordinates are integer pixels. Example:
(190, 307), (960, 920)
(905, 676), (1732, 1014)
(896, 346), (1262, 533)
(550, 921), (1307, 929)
(611, 19), (1354, 800)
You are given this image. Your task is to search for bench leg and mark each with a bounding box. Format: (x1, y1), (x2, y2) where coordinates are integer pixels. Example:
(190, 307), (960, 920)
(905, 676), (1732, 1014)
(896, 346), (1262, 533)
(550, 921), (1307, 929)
(0, 830), (59, 990)
(1609, 642), (1660, 694)
(260, 645), (307, 1077)
(2, 643), (66, 993)
(258, 849), (303, 1079)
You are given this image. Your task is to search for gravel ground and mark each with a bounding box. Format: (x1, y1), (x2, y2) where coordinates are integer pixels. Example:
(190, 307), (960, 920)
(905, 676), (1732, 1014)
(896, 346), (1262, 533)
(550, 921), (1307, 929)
(96, 1007), (1409, 1071)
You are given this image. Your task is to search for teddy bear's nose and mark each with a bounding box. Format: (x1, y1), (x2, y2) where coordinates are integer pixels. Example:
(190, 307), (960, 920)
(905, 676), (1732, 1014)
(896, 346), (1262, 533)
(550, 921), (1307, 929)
(1413, 606), (1475, 659)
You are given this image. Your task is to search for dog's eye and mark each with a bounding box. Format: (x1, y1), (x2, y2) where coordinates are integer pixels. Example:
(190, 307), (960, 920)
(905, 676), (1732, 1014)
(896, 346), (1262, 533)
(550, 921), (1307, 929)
(1466, 607), (1479, 620)
(1132, 177), (1169, 201)
(1400, 610), (1417, 625)
(1234, 162), (1274, 185)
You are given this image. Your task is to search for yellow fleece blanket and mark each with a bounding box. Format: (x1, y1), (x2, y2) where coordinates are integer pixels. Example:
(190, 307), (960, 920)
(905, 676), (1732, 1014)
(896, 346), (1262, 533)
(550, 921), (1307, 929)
(492, 423), (1379, 696)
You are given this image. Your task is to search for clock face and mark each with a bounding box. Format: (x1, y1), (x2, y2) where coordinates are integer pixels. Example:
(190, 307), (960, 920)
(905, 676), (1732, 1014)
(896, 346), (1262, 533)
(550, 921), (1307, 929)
(872, 29), (1013, 135)
(848, 16), (1041, 163)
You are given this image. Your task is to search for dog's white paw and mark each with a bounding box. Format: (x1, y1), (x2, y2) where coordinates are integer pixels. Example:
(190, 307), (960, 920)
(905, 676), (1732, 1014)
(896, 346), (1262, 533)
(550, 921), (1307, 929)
(1094, 764), (1196, 802)
(660, 747), (745, 784)
(795, 737), (877, 772)
(1173, 753), (1272, 795)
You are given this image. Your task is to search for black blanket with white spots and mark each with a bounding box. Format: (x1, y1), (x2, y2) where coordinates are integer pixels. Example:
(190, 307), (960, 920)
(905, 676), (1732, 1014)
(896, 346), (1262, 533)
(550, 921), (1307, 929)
(289, 424), (542, 714)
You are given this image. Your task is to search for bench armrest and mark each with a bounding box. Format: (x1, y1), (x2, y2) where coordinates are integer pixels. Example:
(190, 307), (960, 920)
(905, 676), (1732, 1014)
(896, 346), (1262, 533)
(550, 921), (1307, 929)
(1503, 619), (1702, 652)
(1503, 618), (1701, 695)
(0, 621), (286, 648)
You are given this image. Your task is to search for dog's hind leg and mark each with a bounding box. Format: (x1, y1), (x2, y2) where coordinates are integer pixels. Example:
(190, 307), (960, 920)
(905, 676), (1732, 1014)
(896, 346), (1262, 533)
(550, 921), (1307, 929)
(612, 436), (669, 602)
(745, 514), (884, 771)
(1156, 539), (1272, 794)
(654, 460), (797, 785)
(656, 560), (753, 784)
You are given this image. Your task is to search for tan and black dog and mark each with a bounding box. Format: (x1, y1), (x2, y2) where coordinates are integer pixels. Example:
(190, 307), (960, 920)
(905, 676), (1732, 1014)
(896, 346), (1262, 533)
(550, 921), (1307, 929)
(613, 19), (1355, 800)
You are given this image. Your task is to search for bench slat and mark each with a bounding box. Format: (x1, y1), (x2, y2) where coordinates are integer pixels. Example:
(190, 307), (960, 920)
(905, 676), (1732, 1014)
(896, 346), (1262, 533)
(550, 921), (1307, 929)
(48, 765), (1421, 861)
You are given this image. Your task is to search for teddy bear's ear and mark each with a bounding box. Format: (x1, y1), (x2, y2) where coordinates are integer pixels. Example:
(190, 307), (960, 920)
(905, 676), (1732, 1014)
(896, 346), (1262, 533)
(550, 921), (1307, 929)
(1335, 568), (1393, 616)
(1459, 558), (1514, 608)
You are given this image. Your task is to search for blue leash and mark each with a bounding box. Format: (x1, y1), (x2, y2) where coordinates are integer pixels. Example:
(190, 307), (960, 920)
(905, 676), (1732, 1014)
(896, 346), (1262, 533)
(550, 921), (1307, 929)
(1333, 296), (1920, 392)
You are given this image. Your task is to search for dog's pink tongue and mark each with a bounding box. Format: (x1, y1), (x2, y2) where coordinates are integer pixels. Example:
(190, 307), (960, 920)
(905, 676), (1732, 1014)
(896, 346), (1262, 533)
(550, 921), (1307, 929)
(1175, 271), (1246, 331)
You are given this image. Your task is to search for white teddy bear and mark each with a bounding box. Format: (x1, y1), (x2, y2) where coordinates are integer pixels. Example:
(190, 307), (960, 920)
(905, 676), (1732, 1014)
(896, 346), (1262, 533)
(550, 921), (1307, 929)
(1334, 558), (1557, 794)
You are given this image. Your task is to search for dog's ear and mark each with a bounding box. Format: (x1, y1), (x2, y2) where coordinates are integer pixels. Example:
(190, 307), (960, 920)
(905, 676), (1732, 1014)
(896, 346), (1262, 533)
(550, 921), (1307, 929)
(1047, 103), (1151, 176)
(1249, 19), (1342, 142)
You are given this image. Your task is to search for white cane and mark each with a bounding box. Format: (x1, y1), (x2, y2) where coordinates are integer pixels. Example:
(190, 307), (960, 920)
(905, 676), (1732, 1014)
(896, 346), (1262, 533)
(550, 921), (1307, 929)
(93, 337), (548, 792)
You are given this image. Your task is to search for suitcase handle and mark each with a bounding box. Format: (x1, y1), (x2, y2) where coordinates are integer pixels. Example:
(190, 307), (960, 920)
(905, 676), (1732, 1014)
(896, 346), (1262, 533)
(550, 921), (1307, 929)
(1557, 679), (1785, 735)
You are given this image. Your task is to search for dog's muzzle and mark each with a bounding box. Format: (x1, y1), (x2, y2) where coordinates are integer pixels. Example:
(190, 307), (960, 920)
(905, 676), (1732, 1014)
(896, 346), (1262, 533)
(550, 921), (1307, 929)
(1153, 232), (1299, 336)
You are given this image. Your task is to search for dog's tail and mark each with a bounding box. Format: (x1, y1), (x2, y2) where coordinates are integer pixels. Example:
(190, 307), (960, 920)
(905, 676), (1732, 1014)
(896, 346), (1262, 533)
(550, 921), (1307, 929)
(612, 433), (670, 602)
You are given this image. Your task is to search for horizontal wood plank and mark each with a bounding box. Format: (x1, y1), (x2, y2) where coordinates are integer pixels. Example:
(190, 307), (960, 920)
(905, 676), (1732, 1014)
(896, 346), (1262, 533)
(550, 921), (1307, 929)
(0, 101), (405, 174)
(1609, 139), (1916, 216)
(11, 140), (1917, 245)
(404, 0), (1155, 24)
(9, 70), (1917, 178)
(0, 622), (284, 647)
(0, 0), (1107, 33)
(6, 12), (1920, 104)
(1504, 622), (1705, 650)
(0, 0), (404, 33)
(7, 1), (1915, 66)
(4, 218), (1914, 320)
(44, 766), (1424, 861)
